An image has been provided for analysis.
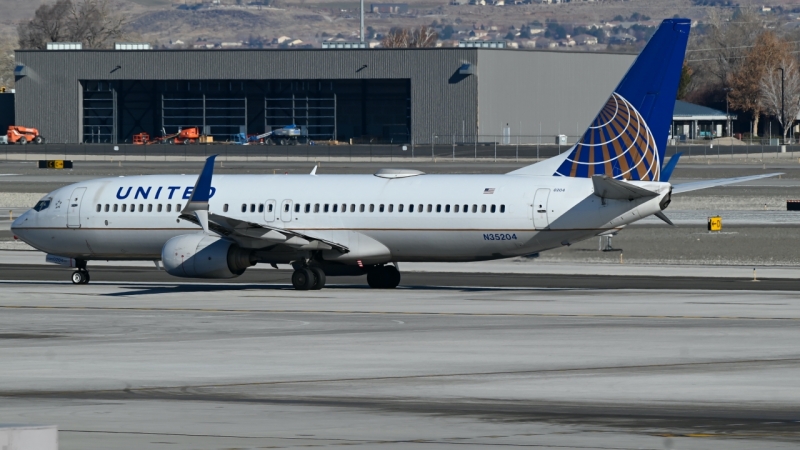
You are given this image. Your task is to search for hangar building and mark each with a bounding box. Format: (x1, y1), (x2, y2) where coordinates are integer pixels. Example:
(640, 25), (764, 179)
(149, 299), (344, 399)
(13, 48), (635, 145)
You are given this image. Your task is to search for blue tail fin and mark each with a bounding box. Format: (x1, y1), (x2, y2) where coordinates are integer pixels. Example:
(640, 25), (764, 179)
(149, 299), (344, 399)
(554, 18), (690, 181)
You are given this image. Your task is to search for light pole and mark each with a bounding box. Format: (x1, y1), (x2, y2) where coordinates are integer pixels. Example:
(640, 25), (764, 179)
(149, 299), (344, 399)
(724, 87), (732, 137)
(778, 66), (785, 143)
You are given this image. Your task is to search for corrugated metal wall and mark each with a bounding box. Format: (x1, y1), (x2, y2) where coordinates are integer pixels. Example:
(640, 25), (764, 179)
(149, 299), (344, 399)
(15, 48), (479, 144)
(476, 50), (636, 143)
(14, 48), (635, 145)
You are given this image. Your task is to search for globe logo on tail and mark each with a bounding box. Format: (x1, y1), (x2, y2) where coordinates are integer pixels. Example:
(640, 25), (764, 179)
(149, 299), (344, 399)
(555, 93), (660, 181)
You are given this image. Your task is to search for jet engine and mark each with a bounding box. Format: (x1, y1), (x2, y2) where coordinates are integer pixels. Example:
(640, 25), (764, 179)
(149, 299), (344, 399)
(161, 234), (255, 278)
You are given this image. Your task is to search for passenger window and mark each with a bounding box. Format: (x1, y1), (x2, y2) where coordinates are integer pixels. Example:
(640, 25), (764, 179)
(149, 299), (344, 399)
(491, 205), (496, 213)
(104, 204), (109, 212)
(446, 205), (451, 213)
(223, 204), (228, 213)
(360, 204), (364, 212)
(284, 204), (289, 212)
(122, 204), (127, 212)
(130, 204), (135, 213)
(176, 204), (182, 212)
(427, 204), (432, 213)
(454, 205), (459, 213)
(305, 204), (311, 213)
(341, 203), (346, 212)
(500, 205), (506, 213)
(481, 205), (487, 213)
(388, 204), (393, 213)
(472, 205), (477, 213)
(419, 204), (423, 213)
(350, 204), (355, 212)
(436, 205), (441, 213)
(241, 204), (246, 213)
(96, 204), (101, 212)
(314, 204), (320, 213)
(250, 204), (255, 213)
(269, 204), (273, 212)
(399, 204), (404, 212)
(158, 204), (163, 212)
(259, 204), (264, 213)
(167, 204), (172, 212)
(148, 204), (153, 212)
(409, 204), (414, 213)
(113, 204), (118, 212)
(294, 204), (300, 213)
(379, 204), (385, 213)
(463, 204), (468, 213)
(324, 204), (329, 213)
(138, 204), (144, 212)
(333, 204), (338, 213)
(370, 204), (375, 212)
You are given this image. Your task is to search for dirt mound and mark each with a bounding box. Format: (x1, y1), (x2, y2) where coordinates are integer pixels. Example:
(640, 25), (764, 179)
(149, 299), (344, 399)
(710, 136), (747, 146)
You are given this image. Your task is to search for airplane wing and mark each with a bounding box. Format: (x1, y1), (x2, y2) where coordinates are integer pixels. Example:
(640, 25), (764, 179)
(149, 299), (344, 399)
(180, 155), (349, 253)
(671, 173), (783, 194)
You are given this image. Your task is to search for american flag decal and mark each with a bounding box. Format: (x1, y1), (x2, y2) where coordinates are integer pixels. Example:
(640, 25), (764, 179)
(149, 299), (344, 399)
(484, 188), (495, 194)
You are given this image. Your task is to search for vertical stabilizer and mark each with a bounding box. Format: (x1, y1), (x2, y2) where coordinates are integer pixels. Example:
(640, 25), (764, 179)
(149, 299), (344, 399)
(550, 19), (690, 181)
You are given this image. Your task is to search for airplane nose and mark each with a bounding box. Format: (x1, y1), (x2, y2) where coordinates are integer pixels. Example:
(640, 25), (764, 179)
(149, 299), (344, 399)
(10, 210), (30, 241)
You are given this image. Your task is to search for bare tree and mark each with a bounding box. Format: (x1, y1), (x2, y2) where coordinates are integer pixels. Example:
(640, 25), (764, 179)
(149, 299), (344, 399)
(760, 57), (800, 141)
(18, 0), (126, 50)
(0, 39), (14, 89)
(728, 32), (791, 137)
(381, 26), (438, 48)
(699, 8), (764, 86)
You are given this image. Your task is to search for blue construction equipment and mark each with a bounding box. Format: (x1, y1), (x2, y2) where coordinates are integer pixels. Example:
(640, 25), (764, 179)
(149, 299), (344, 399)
(232, 125), (308, 145)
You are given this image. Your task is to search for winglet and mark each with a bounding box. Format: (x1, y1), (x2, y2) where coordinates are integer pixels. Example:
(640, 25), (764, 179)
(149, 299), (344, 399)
(183, 155), (217, 233)
(661, 153), (682, 183)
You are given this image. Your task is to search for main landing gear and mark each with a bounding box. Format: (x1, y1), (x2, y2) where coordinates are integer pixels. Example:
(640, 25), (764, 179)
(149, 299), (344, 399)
(367, 265), (401, 289)
(71, 260), (90, 284)
(291, 266), (326, 291)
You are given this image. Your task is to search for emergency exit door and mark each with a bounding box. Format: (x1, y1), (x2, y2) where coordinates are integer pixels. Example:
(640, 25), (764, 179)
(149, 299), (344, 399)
(532, 188), (550, 229)
(67, 187), (87, 228)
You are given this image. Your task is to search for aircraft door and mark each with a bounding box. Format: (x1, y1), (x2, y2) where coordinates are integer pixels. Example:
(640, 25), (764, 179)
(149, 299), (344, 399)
(280, 199), (293, 222)
(264, 199), (276, 222)
(66, 187), (87, 228)
(532, 188), (550, 229)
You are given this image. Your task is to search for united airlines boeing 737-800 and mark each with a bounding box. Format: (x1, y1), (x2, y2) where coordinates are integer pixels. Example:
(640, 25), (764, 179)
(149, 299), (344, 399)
(10, 18), (779, 290)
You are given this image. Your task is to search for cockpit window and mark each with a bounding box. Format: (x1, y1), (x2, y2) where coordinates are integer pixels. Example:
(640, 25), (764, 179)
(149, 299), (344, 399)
(33, 199), (51, 212)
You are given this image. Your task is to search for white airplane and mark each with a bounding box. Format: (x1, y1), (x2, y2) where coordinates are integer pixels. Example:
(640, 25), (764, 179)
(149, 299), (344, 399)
(11, 18), (779, 290)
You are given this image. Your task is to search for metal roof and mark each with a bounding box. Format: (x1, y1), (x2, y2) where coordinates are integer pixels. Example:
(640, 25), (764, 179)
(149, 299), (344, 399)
(673, 100), (736, 120)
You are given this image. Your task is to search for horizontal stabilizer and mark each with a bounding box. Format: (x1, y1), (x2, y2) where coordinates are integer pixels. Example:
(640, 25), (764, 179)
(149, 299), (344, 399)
(592, 175), (658, 200)
(672, 173), (783, 194)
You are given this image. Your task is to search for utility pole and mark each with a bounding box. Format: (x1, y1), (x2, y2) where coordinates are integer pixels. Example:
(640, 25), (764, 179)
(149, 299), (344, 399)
(724, 87), (732, 137)
(360, 0), (365, 43)
(779, 67), (785, 142)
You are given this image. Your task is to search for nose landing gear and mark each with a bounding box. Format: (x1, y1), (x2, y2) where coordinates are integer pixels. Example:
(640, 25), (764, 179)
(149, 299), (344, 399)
(367, 265), (401, 289)
(71, 259), (90, 284)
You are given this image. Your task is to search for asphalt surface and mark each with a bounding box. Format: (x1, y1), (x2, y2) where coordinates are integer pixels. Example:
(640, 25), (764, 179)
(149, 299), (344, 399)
(2, 279), (800, 449)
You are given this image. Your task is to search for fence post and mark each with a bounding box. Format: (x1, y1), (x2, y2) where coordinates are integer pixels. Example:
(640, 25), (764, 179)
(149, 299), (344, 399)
(474, 134), (477, 160)
(452, 133), (455, 162)
(494, 137), (497, 163)
(431, 134), (434, 161)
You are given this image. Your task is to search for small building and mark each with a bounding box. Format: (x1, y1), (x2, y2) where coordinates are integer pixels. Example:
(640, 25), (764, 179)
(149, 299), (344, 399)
(573, 34), (598, 45)
(671, 100), (736, 140)
(370, 3), (409, 13)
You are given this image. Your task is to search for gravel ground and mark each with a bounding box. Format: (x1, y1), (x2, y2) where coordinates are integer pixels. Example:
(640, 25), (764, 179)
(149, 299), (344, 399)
(0, 193), (46, 208)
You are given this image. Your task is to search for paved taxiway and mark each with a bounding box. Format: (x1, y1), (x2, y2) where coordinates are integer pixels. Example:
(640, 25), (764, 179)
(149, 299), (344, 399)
(2, 274), (800, 449)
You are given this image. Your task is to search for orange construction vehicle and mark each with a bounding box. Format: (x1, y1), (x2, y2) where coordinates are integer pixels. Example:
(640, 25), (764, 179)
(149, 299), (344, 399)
(7, 126), (45, 145)
(162, 127), (200, 145)
(132, 132), (150, 145)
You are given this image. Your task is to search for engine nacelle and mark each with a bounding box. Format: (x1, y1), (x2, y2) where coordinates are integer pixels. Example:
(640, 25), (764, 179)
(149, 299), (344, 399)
(161, 234), (255, 278)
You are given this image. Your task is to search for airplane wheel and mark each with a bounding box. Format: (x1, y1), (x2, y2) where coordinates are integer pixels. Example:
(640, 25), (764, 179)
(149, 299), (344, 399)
(71, 271), (85, 284)
(291, 268), (314, 290)
(367, 265), (400, 289)
(309, 267), (326, 290)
